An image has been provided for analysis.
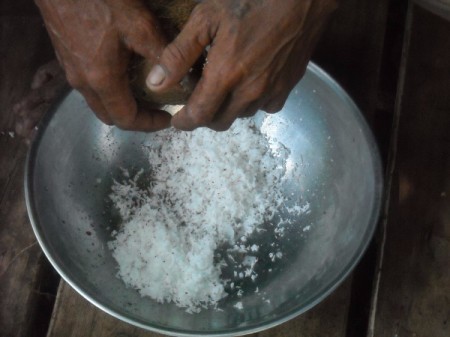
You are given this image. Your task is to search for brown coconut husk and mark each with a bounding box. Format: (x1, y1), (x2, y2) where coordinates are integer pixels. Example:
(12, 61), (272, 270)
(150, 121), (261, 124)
(130, 0), (201, 109)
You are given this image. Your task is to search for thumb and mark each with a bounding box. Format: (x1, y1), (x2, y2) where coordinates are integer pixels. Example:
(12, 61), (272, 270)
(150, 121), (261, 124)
(146, 20), (211, 92)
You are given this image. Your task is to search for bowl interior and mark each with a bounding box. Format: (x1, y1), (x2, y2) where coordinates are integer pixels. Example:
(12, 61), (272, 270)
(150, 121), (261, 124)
(26, 63), (382, 336)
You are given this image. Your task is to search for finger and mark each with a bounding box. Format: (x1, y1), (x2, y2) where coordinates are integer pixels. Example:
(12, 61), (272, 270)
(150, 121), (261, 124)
(208, 76), (270, 129)
(31, 60), (64, 90)
(123, 13), (167, 62)
(208, 96), (258, 131)
(95, 74), (170, 131)
(13, 92), (44, 115)
(127, 108), (172, 132)
(239, 100), (263, 118)
(39, 74), (69, 102)
(262, 82), (295, 114)
(146, 9), (213, 91)
(262, 93), (289, 114)
(77, 88), (113, 125)
(15, 78), (66, 115)
(171, 72), (230, 131)
(15, 101), (51, 139)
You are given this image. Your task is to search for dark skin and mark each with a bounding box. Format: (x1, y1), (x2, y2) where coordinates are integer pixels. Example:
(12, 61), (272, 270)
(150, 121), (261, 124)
(14, 60), (67, 141)
(148, 0), (338, 131)
(33, 0), (338, 132)
(34, 0), (172, 131)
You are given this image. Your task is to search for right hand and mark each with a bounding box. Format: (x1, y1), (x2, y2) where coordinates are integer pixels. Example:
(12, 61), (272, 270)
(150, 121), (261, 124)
(35, 0), (172, 131)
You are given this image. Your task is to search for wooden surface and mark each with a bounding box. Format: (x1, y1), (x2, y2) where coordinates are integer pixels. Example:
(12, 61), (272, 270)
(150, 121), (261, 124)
(1, 0), (450, 336)
(313, 0), (390, 124)
(47, 279), (352, 337)
(369, 5), (450, 337)
(0, 2), (56, 337)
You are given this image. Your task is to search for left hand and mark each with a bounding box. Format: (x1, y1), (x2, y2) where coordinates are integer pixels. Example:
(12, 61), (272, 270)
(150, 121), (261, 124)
(14, 60), (68, 142)
(146, 0), (338, 131)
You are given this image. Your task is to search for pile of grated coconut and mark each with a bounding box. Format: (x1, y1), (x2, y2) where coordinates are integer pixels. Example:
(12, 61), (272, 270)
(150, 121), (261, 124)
(108, 118), (299, 313)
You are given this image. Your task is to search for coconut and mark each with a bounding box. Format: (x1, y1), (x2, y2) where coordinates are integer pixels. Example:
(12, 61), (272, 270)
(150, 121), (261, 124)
(129, 0), (201, 108)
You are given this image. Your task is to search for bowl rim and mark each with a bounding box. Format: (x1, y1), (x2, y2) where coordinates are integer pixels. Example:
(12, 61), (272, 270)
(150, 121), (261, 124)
(24, 62), (384, 337)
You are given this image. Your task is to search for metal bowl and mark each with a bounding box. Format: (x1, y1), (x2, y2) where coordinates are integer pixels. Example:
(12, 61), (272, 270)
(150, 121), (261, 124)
(25, 63), (382, 336)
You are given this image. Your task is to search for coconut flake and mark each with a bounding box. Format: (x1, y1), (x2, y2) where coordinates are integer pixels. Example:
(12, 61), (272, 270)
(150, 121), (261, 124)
(108, 118), (304, 313)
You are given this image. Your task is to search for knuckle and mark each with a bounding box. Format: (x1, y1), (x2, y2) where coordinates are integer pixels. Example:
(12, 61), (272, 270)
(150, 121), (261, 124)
(264, 99), (286, 114)
(134, 16), (156, 40)
(221, 62), (240, 78)
(238, 83), (267, 104)
(245, 84), (266, 101)
(264, 104), (283, 114)
(263, 83), (290, 113)
(191, 6), (214, 33)
(190, 5), (209, 23)
(85, 70), (110, 91)
(209, 64), (241, 89)
(186, 107), (213, 127)
(112, 114), (137, 131)
(209, 122), (233, 132)
(114, 119), (134, 131)
(94, 113), (114, 126)
(240, 107), (259, 118)
(65, 71), (83, 89)
(164, 42), (188, 67)
(237, 73), (271, 103)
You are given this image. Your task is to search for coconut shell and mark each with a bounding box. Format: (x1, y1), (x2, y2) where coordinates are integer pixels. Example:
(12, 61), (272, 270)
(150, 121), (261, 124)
(130, 0), (201, 108)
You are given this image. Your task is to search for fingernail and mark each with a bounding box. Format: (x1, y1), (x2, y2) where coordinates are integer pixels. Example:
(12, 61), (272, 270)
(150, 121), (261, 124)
(147, 65), (166, 87)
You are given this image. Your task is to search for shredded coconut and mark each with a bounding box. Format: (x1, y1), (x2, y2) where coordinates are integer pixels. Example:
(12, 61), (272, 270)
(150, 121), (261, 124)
(234, 302), (243, 310)
(108, 118), (310, 313)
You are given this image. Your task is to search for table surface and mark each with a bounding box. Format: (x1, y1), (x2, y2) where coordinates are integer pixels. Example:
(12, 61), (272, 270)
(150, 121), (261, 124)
(1, 1), (449, 336)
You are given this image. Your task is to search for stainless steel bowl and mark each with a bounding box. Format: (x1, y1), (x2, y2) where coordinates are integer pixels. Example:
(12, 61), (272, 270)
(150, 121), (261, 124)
(25, 63), (382, 336)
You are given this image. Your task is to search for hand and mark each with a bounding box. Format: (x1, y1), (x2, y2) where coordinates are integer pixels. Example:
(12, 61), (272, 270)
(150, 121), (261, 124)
(14, 60), (68, 142)
(35, 0), (171, 131)
(147, 0), (338, 131)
